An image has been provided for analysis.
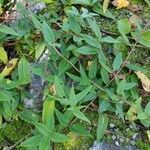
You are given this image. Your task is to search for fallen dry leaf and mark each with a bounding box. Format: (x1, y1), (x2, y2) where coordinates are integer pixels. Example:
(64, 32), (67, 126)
(112, 0), (129, 9)
(135, 71), (150, 92)
(0, 58), (18, 77)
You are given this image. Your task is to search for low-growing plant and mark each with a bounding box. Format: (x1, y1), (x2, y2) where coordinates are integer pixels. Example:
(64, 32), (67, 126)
(0, 0), (150, 149)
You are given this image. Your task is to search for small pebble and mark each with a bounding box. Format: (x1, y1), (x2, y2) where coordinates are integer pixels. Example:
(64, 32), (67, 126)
(126, 138), (130, 142)
(130, 140), (135, 146)
(115, 141), (120, 146)
(112, 135), (116, 140)
(132, 133), (138, 140)
(119, 137), (124, 143)
(109, 123), (115, 128)
(129, 124), (134, 129)
(125, 128), (130, 132)
(114, 128), (119, 132)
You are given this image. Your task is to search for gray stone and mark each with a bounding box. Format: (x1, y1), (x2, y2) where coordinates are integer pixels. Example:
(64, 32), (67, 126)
(109, 123), (115, 128)
(115, 141), (120, 146)
(119, 137), (125, 143)
(90, 142), (138, 150)
(112, 135), (117, 140)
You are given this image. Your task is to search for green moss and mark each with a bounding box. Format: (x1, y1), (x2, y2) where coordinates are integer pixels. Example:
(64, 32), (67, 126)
(136, 140), (150, 150)
(0, 120), (31, 149)
(55, 132), (93, 150)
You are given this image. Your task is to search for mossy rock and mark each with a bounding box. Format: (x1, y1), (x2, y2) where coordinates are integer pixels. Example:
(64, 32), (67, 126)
(0, 120), (31, 149)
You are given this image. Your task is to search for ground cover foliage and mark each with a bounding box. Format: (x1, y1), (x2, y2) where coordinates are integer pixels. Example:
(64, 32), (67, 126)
(0, 0), (150, 149)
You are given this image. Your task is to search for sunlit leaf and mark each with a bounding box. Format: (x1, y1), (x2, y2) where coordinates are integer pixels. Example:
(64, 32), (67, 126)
(112, 0), (129, 9)
(42, 98), (55, 131)
(0, 47), (8, 64)
(1, 58), (18, 77)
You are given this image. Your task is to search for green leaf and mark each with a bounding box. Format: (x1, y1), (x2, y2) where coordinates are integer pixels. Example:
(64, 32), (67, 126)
(101, 36), (119, 43)
(98, 51), (112, 73)
(116, 103), (124, 120)
(20, 135), (42, 147)
(51, 132), (69, 143)
(87, 18), (101, 40)
(67, 72), (81, 82)
(43, 21), (55, 44)
(55, 109), (69, 127)
(82, 34), (100, 48)
(124, 83), (137, 90)
(101, 68), (109, 84)
(31, 14), (42, 30)
(113, 52), (123, 71)
(106, 89), (119, 101)
(68, 13), (81, 34)
(19, 110), (39, 124)
(144, 0), (150, 6)
(0, 24), (20, 36)
(18, 57), (31, 84)
(71, 0), (91, 5)
(88, 59), (97, 79)
(55, 76), (65, 98)
(35, 41), (46, 60)
(97, 113), (108, 141)
(73, 107), (90, 123)
(0, 90), (14, 102)
(69, 86), (76, 106)
(118, 19), (131, 35)
(39, 136), (50, 150)
(75, 46), (98, 54)
(42, 98), (55, 131)
(58, 57), (77, 75)
(92, 3), (115, 20)
(0, 47), (8, 64)
(125, 63), (145, 71)
(70, 123), (92, 137)
(117, 79), (126, 95)
(75, 86), (92, 104)
(145, 102), (150, 116)
(34, 123), (50, 136)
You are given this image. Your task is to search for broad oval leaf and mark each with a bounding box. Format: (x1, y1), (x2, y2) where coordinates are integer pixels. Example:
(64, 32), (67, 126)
(118, 19), (131, 35)
(113, 52), (123, 71)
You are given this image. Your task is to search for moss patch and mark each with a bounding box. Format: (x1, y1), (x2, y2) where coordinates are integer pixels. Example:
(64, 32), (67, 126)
(0, 120), (31, 149)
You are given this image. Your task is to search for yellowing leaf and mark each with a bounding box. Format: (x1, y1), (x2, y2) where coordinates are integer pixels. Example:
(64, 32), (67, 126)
(0, 47), (8, 64)
(135, 71), (150, 92)
(127, 106), (137, 121)
(1, 58), (18, 77)
(49, 84), (56, 95)
(112, 0), (129, 9)
(43, 0), (54, 4)
(103, 0), (110, 14)
(86, 61), (93, 70)
(147, 130), (150, 141)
